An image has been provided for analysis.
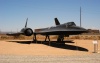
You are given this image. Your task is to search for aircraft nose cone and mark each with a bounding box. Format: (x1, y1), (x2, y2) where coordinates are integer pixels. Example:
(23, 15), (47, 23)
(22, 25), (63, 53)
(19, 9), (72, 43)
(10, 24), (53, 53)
(81, 28), (89, 33)
(85, 29), (91, 33)
(81, 28), (87, 31)
(75, 26), (87, 33)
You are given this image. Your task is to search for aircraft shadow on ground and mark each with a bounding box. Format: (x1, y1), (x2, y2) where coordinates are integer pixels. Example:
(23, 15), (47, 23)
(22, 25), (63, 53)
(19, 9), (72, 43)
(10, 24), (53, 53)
(8, 40), (88, 52)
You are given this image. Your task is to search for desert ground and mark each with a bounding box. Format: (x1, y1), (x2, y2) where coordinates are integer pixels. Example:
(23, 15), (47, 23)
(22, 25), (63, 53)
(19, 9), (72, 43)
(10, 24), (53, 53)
(0, 39), (100, 63)
(0, 39), (100, 56)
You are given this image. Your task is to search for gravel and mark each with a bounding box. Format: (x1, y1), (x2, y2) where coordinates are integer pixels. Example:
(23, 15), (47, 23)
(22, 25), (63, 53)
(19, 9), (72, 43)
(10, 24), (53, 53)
(0, 54), (100, 63)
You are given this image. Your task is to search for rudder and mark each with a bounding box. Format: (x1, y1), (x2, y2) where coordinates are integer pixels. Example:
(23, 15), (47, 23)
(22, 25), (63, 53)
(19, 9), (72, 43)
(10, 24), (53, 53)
(54, 18), (60, 25)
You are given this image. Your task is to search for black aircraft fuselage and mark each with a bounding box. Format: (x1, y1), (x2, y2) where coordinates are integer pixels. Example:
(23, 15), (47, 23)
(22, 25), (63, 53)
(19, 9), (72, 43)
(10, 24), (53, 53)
(34, 22), (86, 35)
(6, 18), (87, 43)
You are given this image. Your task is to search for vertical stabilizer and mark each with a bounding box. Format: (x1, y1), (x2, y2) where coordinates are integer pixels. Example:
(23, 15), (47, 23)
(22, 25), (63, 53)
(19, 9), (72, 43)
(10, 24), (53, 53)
(25, 18), (28, 28)
(54, 18), (60, 25)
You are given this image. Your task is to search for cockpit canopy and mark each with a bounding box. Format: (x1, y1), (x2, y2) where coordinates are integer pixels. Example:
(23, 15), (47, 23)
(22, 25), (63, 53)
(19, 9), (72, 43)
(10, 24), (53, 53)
(65, 22), (76, 26)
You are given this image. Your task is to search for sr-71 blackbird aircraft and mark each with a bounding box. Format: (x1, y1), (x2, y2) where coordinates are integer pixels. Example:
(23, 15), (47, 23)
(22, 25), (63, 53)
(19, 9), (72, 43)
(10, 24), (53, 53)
(7, 18), (87, 44)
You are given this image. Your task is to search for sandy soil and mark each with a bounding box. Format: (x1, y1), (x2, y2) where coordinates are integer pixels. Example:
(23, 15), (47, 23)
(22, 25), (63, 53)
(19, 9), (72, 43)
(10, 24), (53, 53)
(0, 40), (100, 56)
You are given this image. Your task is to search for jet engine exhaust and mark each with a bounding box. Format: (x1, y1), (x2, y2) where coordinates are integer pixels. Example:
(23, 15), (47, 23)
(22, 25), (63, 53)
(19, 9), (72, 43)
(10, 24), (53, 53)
(24, 28), (33, 36)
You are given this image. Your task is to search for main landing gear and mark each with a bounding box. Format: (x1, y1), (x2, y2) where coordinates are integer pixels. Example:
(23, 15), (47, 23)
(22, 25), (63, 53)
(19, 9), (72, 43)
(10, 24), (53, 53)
(33, 34), (51, 45)
(57, 35), (65, 44)
(33, 34), (66, 45)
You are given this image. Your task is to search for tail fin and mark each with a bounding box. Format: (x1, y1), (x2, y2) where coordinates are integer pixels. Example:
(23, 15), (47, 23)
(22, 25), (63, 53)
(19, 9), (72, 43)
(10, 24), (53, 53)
(54, 18), (60, 25)
(25, 18), (28, 28)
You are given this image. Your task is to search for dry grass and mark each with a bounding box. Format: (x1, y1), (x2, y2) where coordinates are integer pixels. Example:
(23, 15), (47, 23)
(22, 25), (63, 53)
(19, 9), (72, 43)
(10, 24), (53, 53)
(0, 34), (100, 40)
(0, 35), (33, 40)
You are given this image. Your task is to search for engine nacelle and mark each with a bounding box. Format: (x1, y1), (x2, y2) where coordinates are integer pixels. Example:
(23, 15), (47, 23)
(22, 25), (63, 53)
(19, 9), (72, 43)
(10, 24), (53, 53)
(21, 28), (33, 36)
(24, 28), (33, 36)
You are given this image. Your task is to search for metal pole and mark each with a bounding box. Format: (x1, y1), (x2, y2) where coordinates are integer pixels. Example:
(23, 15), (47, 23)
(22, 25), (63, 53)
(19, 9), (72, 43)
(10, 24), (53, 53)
(80, 7), (81, 27)
(76, 41), (78, 51)
(94, 44), (96, 53)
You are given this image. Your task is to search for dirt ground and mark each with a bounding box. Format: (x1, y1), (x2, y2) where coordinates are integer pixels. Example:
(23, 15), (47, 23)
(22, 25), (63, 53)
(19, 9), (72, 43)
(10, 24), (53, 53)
(0, 39), (100, 56)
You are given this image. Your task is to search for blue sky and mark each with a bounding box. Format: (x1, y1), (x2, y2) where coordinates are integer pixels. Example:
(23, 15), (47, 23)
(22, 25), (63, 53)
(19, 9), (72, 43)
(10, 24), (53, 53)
(0, 0), (100, 32)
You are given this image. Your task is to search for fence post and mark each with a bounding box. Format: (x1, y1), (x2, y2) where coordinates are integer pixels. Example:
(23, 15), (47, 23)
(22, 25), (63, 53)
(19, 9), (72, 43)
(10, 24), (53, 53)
(93, 40), (98, 53)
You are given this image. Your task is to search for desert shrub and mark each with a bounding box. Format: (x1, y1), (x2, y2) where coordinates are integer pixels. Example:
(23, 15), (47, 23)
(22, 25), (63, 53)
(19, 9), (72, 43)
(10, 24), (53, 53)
(17, 35), (25, 40)
(74, 36), (80, 39)
(51, 35), (58, 39)
(98, 36), (100, 40)
(0, 36), (8, 39)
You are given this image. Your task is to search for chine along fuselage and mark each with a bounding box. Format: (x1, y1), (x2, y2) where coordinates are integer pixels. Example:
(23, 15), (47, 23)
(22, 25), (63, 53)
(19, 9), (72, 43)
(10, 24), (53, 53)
(33, 18), (87, 42)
